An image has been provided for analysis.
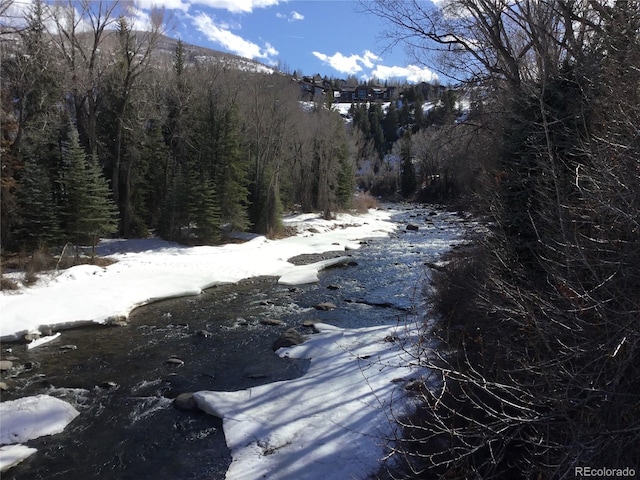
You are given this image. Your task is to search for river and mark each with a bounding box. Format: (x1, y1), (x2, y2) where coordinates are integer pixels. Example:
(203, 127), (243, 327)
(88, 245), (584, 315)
(1, 205), (474, 480)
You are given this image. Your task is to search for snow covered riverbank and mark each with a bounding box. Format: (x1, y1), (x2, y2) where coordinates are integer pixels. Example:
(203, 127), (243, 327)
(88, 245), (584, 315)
(0, 209), (396, 342)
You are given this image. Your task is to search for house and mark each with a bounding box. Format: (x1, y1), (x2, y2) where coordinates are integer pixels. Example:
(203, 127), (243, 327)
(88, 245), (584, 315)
(295, 75), (398, 104)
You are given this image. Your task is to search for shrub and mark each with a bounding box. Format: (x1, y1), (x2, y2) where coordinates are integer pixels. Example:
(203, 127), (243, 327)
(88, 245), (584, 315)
(352, 192), (379, 213)
(0, 276), (19, 290)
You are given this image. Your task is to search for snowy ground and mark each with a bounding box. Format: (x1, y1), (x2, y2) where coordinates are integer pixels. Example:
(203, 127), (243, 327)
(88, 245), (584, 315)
(0, 207), (436, 476)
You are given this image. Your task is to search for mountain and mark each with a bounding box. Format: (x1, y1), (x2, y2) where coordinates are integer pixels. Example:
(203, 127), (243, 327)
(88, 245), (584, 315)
(148, 32), (277, 75)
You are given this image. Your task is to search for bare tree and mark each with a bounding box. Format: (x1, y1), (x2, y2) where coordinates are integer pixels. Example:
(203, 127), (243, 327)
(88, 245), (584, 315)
(50, 0), (120, 155)
(365, 0), (640, 478)
(106, 7), (165, 236)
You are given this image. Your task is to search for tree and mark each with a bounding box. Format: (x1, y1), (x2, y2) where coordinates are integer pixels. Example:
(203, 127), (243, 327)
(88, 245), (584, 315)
(366, 0), (640, 477)
(51, 0), (119, 155)
(1, 0), (63, 249)
(243, 74), (298, 235)
(62, 127), (118, 255)
(382, 100), (400, 150)
(187, 171), (221, 244)
(399, 130), (416, 198)
(15, 157), (63, 250)
(102, 11), (164, 237)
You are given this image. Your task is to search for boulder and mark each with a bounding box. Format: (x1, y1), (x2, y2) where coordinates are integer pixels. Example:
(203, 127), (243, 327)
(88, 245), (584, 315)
(0, 360), (13, 371)
(173, 393), (199, 412)
(260, 318), (285, 326)
(98, 381), (118, 390)
(406, 224), (419, 231)
(272, 328), (306, 351)
(23, 333), (41, 343)
(314, 302), (336, 311)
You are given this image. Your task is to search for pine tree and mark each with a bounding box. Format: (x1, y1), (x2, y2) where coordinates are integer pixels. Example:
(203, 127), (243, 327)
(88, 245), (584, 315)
(15, 157), (63, 250)
(214, 106), (250, 232)
(187, 170), (220, 243)
(62, 128), (118, 255)
(400, 130), (417, 198)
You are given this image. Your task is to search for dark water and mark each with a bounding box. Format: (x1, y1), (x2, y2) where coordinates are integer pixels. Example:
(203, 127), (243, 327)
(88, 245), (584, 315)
(1, 205), (474, 480)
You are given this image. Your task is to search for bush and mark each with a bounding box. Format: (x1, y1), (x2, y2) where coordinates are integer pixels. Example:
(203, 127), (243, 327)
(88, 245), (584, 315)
(0, 276), (19, 290)
(352, 192), (379, 213)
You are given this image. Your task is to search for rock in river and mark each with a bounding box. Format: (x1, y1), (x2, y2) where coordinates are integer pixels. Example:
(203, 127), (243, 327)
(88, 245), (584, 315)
(272, 328), (306, 351)
(173, 392), (199, 412)
(314, 302), (336, 311)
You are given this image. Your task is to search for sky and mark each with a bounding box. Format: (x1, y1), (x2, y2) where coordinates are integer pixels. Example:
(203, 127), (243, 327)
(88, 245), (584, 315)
(0, 207), (464, 476)
(2, 0), (440, 84)
(145, 0), (440, 82)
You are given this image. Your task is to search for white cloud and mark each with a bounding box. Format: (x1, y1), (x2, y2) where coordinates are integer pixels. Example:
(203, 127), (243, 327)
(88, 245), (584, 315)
(187, 0), (282, 13)
(370, 64), (439, 83)
(276, 10), (303, 22)
(312, 50), (381, 75)
(135, 0), (192, 12)
(192, 12), (278, 61)
(135, 0), (283, 13)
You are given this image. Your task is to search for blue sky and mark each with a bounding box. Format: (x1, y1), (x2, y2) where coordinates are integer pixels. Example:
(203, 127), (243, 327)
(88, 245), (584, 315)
(138, 0), (440, 83)
(2, 0), (440, 83)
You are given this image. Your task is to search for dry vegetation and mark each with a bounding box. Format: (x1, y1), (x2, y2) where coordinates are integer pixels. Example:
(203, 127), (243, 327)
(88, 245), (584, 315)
(1, 246), (116, 290)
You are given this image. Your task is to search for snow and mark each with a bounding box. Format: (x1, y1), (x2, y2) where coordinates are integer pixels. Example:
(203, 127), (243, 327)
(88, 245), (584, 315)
(0, 209), (396, 342)
(0, 395), (80, 445)
(195, 322), (428, 480)
(0, 207), (437, 477)
(0, 445), (37, 472)
(0, 395), (80, 472)
(26, 332), (62, 350)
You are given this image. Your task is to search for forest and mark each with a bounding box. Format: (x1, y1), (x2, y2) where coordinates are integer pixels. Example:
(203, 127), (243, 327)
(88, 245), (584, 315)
(0, 0), (467, 259)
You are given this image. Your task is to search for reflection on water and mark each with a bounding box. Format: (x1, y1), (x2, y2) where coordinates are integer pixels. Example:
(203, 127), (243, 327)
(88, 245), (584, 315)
(1, 206), (472, 480)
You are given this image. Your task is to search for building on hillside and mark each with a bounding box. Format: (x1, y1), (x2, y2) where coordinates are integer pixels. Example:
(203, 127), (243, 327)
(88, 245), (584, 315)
(295, 75), (398, 104)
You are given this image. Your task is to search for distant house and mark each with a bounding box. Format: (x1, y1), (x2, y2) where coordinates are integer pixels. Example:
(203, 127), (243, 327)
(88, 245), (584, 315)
(295, 75), (398, 104)
(416, 82), (446, 102)
(336, 83), (396, 103)
(297, 74), (334, 102)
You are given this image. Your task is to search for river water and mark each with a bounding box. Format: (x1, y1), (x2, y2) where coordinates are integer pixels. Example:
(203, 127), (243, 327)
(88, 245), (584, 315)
(2, 205), (474, 480)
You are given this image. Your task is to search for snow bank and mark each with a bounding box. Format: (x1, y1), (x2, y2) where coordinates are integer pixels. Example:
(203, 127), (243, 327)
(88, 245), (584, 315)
(0, 209), (395, 341)
(0, 445), (37, 473)
(0, 395), (80, 445)
(194, 321), (428, 480)
(0, 395), (80, 472)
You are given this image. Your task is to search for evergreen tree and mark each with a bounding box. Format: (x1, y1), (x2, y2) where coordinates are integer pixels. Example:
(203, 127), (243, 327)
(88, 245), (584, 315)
(15, 157), (63, 250)
(158, 165), (188, 242)
(383, 101), (400, 150)
(337, 155), (354, 209)
(62, 128), (118, 255)
(400, 130), (417, 198)
(413, 99), (425, 130)
(188, 172), (221, 243)
(368, 103), (385, 158)
(215, 106), (249, 231)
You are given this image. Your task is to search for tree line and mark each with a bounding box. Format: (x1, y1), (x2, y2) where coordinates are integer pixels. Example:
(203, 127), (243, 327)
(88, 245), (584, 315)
(365, 0), (640, 477)
(1, 0), (361, 254)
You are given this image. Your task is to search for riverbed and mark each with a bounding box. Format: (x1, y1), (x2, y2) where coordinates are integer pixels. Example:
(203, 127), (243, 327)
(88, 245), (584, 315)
(0, 205), (474, 479)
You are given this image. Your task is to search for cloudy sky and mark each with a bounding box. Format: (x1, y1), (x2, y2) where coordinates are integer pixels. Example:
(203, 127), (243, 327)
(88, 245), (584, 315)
(2, 0), (440, 83)
(139, 0), (439, 83)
